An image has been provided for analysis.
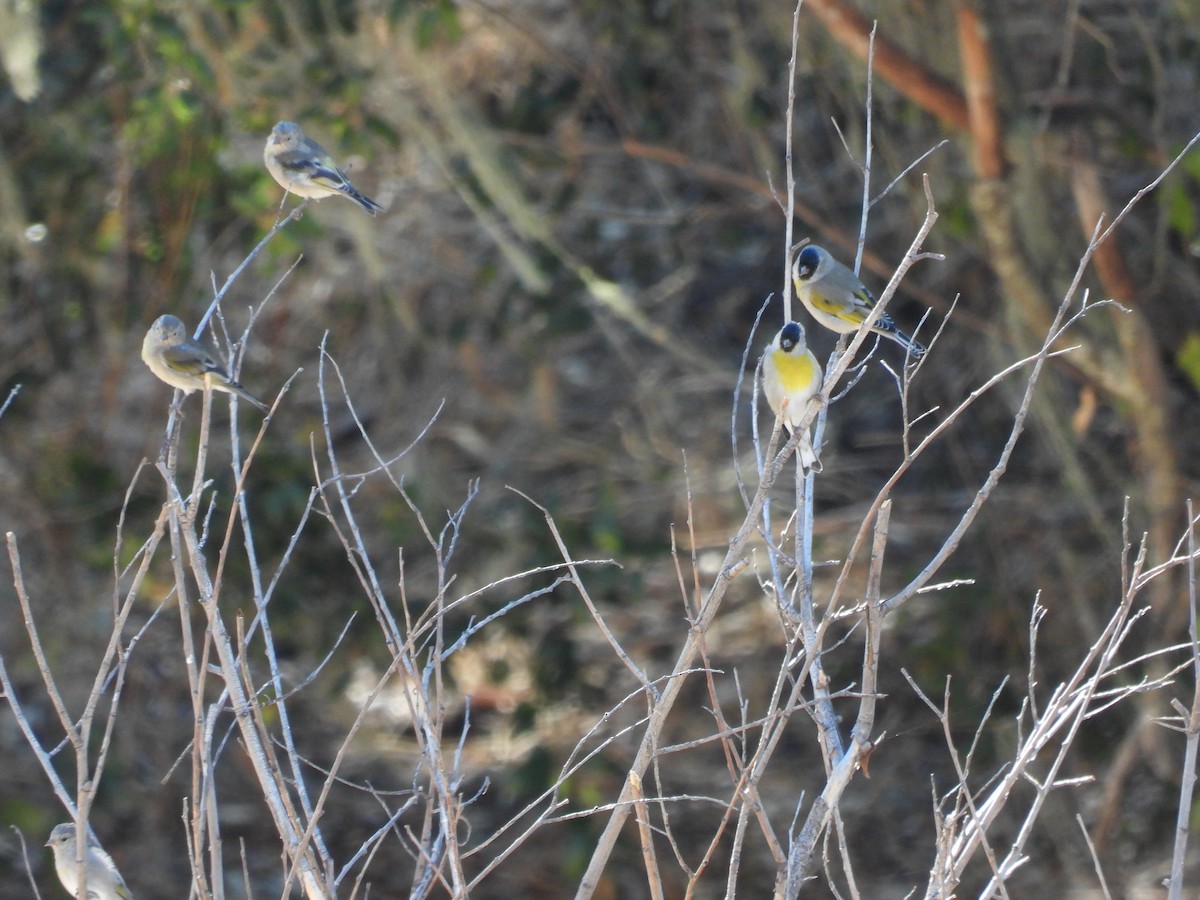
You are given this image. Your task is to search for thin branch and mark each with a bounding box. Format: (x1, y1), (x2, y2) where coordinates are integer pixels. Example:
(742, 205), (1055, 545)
(1166, 499), (1200, 900)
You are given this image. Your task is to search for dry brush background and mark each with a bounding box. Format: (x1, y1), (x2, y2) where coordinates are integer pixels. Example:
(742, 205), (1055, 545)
(2, 0), (1200, 897)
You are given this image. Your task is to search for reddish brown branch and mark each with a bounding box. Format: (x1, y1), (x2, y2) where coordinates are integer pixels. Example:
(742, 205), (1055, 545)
(955, 3), (1007, 178)
(805, 0), (970, 131)
(1069, 162), (1139, 307)
(1070, 152), (1180, 615)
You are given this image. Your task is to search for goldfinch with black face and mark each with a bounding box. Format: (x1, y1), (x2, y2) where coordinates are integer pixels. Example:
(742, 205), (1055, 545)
(141, 314), (267, 411)
(264, 121), (383, 216)
(762, 321), (823, 469)
(791, 244), (924, 358)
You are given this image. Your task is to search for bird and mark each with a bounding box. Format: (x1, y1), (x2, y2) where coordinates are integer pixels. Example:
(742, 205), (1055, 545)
(761, 321), (823, 469)
(141, 314), (267, 411)
(263, 120), (383, 215)
(45, 823), (134, 900)
(791, 244), (925, 358)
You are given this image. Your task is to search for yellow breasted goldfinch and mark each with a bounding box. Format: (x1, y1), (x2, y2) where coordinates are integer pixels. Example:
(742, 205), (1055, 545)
(791, 244), (924, 357)
(141, 314), (266, 411)
(762, 321), (823, 469)
(263, 121), (383, 216)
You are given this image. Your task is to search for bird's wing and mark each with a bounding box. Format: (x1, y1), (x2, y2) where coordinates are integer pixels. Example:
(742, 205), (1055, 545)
(849, 285), (878, 313)
(161, 344), (221, 377)
(851, 285), (903, 330)
(811, 282), (896, 330)
(275, 148), (353, 191)
(806, 288), (869, 328)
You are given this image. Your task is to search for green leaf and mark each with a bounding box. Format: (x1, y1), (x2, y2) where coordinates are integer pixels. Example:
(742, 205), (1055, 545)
(1176, 332), (1200, 394)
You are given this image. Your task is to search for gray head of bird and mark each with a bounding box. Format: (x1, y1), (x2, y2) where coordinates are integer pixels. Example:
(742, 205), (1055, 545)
(791, 244), (827, 283)
(150, 314), (188, 343)
(46, 823), (82, 849)
(268, 121), (303, 149)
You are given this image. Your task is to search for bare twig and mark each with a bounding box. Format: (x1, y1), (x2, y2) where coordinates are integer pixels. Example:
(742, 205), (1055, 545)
(782, 0), (805, 323)
(630, 773), (666, 900)
(195, 202), (307, 335)
(1077, 813), (1113, 900)
(1166, 499), (1200, 899)
(0, 384), (18, 420)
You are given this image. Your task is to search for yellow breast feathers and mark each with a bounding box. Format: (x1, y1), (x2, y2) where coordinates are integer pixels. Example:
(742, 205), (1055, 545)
(772, 349), (817, 392)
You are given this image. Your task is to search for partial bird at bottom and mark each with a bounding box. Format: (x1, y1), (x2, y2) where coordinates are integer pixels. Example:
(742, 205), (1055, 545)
(46, 823), (134, 900)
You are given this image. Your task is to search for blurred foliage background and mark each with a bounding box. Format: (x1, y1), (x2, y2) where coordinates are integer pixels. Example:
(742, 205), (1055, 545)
(1, 0), (1200, 896)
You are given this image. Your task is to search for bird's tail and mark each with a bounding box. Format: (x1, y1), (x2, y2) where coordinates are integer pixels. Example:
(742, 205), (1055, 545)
(885, 325), (925, 359)
(232, 383), (268, 412)
(345, 186), (383, 216)
(798, 435), (820, 471)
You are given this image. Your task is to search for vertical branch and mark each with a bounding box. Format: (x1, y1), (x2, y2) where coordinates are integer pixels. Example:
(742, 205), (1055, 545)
(854, 23), (876, 273)
(573, 440), (802, 900)
(165, 466), (212, 899)
(162, 387), (219, 898)
(6, 522), (142, 821)
(852, 499), (889, 747)
(955, 0), (1055, 355)
(1069, 155), (1180, 617)
(226, 368), (335, 876)
(311, 348), (473, 896)
(154, 389), (330, 899)
(3, 473), (164, 895)
(794, 453), (843, 770)
(1167, 501), (1200, 899)
(782, 723), (867, 898)
(782, 0), (805, 323)
(805, 0), (969, 129)
(955, 3), (1006, 180)
(3, 536), (88, 813)
(169, 477), (331, 899)
(629, 773), (665, 900)
(782, 499), (890, 895)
